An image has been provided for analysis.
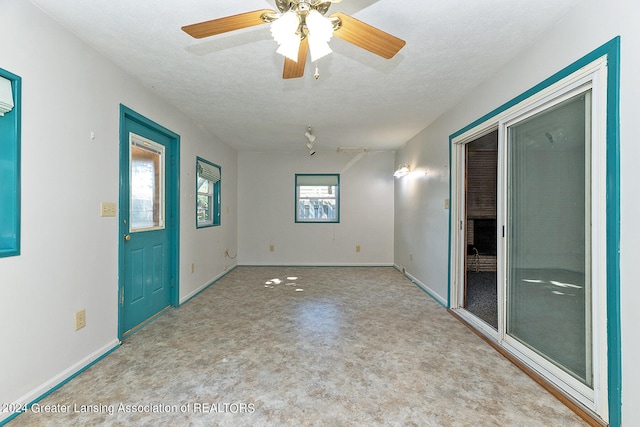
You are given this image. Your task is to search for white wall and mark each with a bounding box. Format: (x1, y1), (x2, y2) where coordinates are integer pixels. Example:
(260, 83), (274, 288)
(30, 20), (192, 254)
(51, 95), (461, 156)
(394, 0), (639, 424)
(238, 150), (394, 266)
(0, 0), (237, 419)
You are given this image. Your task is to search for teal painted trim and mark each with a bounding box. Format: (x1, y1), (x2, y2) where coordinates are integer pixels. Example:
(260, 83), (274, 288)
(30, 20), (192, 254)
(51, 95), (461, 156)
(450, 38), (622, 141)
(118, 104), (181, 339)
(0, 68), (21, 258)
(0, 343), (120, 426)
(239, 264), (394, 268)
(180, 265), (238, 306)
(604, 36), (622, 427)
(195, 156), (221, 228)
(119, 305), (173, 339)
(395, 266), (448, 308)
(447, 37), (622, 425)
(294, 173), (340, 223)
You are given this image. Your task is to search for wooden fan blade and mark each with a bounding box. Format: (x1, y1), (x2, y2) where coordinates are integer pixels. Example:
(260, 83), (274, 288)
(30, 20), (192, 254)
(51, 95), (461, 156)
(283, 37), (309, 79)
(330, 12), (406, 59)
(182, 9), (275, 39)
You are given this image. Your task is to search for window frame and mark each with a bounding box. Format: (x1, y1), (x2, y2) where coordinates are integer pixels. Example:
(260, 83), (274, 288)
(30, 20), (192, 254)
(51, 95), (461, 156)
(0, 68), (21, 258)
(295, 173), (340, 223)
(195, 157), (221, 228)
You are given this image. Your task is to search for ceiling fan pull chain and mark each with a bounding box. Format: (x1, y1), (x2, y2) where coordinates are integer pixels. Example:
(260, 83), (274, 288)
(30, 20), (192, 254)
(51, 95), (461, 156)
(314, 62), (320, 79)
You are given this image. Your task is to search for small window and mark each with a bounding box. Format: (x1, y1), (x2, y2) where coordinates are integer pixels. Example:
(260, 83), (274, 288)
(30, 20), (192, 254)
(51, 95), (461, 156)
(0, 69), (21, 258)
(295, 174), (339, 223)
(196, 157), (221, 228)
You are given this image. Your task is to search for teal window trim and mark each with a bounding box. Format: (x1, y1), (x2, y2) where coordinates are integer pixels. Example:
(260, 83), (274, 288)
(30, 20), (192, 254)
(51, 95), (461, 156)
(0, 68), (21, 258)
(295, 173), (340, 223)
(447, 37), (621, 426)
(195, 156), (221, 228)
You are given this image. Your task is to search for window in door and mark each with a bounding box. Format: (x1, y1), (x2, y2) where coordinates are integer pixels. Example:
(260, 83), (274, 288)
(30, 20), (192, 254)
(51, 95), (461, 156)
(130, 133), (165, 231)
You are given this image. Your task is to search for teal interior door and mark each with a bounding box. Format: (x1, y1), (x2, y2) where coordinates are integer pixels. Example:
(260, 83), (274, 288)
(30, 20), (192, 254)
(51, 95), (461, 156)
(119, 107), (179, 338)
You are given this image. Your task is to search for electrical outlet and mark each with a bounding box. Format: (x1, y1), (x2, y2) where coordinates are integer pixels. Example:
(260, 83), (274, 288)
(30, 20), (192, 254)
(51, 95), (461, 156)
(269, 244), (275, 252)
(75, 309), (86, 331)
(191, 263), (195, 273)
(444, 198), (450, 209)
(355, 245), (361, 253)
(100, 202), (117, 217)
(410, 253), (414, 261)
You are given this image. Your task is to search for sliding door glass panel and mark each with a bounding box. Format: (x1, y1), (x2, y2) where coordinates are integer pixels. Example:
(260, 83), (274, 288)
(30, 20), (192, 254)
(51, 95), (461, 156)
(506, 90), (592, 386)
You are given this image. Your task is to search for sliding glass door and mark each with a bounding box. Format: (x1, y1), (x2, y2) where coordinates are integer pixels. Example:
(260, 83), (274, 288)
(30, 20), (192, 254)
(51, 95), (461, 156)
(505, 89), (592, 387)
(450, 50), (616, 421)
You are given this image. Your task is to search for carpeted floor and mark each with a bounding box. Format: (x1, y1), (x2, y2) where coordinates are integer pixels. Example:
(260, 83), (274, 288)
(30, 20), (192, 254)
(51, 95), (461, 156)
(7, 267), (587, 426)
(465, 271), (498, 329)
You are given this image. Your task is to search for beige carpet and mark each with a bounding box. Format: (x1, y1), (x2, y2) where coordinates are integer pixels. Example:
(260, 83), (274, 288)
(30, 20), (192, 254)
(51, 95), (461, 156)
(8, 266), (587, 426)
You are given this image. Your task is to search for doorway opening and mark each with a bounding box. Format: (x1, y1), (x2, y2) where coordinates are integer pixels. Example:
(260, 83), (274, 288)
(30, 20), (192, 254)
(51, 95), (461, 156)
(464, 130), (498, 329)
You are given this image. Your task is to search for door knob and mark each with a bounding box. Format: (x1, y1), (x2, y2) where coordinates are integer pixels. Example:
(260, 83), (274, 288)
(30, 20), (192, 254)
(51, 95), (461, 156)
(124, 234), (131, 241)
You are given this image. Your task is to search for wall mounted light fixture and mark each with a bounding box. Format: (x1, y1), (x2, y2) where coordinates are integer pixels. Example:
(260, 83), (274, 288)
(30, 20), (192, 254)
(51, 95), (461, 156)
(393, 163), (410, 177)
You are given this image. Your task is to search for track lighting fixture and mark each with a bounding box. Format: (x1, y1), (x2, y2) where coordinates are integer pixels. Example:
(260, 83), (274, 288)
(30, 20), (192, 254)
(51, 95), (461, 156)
(305, 126), (316, 155)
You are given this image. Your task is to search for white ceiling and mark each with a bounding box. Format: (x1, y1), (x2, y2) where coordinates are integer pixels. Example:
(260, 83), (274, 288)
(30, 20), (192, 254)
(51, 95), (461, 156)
(30, 0), (582, 152)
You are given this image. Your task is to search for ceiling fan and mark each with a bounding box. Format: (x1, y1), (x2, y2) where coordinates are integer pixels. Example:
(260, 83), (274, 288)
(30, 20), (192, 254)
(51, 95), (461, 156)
(182, 0), (406, 79)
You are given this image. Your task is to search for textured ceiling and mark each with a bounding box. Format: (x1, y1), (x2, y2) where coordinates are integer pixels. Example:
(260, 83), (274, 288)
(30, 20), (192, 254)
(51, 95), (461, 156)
(30, 0), (582, 152)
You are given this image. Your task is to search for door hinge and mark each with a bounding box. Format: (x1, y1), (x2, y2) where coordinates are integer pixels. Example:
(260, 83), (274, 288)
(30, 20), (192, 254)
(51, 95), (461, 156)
(502, 225), (505, 238)
(120, 287), (124, 305)
(460, 220), (463, 230)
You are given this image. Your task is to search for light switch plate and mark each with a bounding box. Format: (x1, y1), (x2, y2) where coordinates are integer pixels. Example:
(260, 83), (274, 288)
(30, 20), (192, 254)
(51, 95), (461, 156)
(101, 202), (117, 217)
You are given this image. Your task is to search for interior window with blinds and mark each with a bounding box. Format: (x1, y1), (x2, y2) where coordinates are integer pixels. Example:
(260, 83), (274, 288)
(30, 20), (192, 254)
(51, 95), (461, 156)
(295, 174), (340, 223)
(196, 157), (221, 228)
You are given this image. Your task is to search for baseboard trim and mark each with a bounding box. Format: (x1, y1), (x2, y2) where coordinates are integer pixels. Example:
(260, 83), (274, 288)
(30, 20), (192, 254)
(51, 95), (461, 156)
(448, 309), (607, 427)
(237, 263), (396, 267)
(0, 339), (120, 426)
(394, 265), (447, 307)
(179, 265), (238, 305)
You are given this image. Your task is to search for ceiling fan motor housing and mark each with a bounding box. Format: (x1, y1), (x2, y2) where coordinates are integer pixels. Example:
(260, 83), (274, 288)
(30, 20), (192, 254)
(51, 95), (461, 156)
(276, 0), (331, 16)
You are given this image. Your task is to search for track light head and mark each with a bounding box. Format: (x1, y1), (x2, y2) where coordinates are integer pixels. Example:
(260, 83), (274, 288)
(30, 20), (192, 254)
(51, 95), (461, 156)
(305, 126), (316, 155)
(305, 131), (316, 144)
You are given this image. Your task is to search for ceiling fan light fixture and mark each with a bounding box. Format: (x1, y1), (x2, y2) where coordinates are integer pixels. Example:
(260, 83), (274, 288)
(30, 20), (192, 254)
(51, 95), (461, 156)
(308, 36), (332, 62)
(306, 10), (334, 62)
(276, 40), (300, 62)
(271, 11), (301, 61)
(182, 3), (406, 79)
